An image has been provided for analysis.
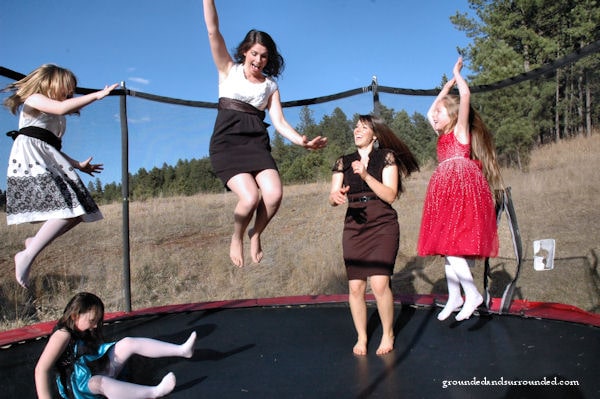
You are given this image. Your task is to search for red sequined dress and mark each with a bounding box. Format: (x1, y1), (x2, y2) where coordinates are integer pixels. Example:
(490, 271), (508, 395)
(417, 132), (498, 257)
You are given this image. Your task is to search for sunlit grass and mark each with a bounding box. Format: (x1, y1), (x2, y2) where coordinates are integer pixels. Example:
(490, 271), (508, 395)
(1, 134), (599, 331)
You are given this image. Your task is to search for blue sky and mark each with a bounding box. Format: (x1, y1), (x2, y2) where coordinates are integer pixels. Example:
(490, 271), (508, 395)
(0, 0), (472, 188)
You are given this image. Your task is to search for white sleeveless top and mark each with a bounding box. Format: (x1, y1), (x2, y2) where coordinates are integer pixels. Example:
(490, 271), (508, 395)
(19, 103), (66, 138)
(218, 64), (278, 111)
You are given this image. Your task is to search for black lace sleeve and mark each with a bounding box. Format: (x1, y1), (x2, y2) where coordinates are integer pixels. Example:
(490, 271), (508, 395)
(383, 150), (397, 167)
(332, 156), (344, 173)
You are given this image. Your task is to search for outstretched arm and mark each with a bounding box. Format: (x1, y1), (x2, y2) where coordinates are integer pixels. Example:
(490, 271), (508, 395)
(452, 56), (471, 144)
(268, 90), (327, 150)
(61, 152), (104, 176)
(203, 0), (233, 77)
(25, 83), (119, 116)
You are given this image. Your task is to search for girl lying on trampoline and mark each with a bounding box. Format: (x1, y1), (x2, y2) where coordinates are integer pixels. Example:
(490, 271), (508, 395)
(35, 292), (197, 399)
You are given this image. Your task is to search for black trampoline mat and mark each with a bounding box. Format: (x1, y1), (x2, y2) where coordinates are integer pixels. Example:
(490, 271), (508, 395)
(1, 302), (598, 398)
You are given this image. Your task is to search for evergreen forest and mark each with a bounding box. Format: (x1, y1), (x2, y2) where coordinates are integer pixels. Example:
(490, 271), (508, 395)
(0, 0), (598, 207)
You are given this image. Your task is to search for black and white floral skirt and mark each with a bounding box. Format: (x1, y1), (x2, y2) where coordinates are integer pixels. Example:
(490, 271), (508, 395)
(6, 136), (102, 225)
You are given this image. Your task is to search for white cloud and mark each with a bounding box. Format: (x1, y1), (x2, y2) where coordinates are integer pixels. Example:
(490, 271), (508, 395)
(128, 77), (150, 85)
(127, 116), (152, 124)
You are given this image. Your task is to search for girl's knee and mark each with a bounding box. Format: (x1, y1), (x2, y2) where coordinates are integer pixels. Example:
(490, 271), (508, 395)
(116, 336), (134, 348)
(242, 190), (261, 205)
(348, 280), (367, 297)
(87, 375), (103, 394)
(372, 286), (391, 299)
(113, 336), (136, 359)
(261, 188), (282, 207)
(236, 196), (260, 214)
(370, 277), (391, 297)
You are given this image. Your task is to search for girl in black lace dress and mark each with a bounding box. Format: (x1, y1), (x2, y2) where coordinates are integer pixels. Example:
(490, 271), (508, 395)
(329, 115), (419, 356)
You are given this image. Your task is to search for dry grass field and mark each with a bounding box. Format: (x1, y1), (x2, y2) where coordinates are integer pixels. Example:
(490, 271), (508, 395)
(1, 134), (599, 331)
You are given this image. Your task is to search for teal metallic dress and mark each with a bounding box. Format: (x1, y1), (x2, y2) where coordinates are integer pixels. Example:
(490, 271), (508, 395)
(55, 330), (115, 399)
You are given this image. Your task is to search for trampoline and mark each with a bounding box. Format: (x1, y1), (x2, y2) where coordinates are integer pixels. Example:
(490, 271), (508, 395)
(1, 294), (599, 398)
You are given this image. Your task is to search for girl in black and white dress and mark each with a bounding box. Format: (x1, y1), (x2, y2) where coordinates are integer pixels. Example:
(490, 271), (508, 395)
(203, 0), (327, 267)
(2, 64), (118, 288)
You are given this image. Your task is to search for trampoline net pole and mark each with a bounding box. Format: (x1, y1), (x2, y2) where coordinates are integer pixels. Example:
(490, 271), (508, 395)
(120, 82), (132, 312)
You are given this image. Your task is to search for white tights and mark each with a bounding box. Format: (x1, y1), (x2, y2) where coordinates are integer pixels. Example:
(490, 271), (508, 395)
(437, 256), (483, 321)
(88, 373), (176, 399)
(15, 218), (81, 288)
(88, 332), (196, 399)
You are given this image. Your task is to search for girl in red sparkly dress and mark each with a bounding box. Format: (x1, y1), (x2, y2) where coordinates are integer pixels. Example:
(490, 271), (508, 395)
(418, 57), (501, 321)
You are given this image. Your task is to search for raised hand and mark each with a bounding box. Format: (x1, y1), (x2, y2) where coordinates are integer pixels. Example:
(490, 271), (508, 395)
(79, 157), (104, 176)
(453, 56), (463, 77)
(303, 135), (328, 150)
(96, 83), (120, 100)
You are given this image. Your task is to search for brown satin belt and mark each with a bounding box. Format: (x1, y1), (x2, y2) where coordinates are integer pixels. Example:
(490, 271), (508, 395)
(218, 97), (266, 120)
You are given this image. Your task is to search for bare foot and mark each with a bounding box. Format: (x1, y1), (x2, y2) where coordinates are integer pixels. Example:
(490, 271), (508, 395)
(248, 228), (263, 264)
(25, 237), (33, 248)
(437, 296), (464, 321)
(376, 334), (394, 355)
(455, 293), (483, 321)
(15, 251), (32, 289)
(353, 338), (367, 356)
(229, 235), (244, 267)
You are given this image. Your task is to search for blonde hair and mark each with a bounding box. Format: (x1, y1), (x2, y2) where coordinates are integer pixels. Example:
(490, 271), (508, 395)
(442, 94), (502, 191)
(2, 64), (78, 115)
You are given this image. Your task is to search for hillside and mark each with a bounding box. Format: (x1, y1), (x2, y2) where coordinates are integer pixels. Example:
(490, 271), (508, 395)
(1, 134), (599, 331)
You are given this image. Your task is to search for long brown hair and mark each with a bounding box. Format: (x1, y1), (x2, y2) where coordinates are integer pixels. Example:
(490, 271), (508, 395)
(56, 292), (105, 343)
(441, 95), (502, 190)
(55, 292), (105, 397)
(2, 64), (78, 115)
(358, 114), (420, 195)
(234, 29), (285, 78)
